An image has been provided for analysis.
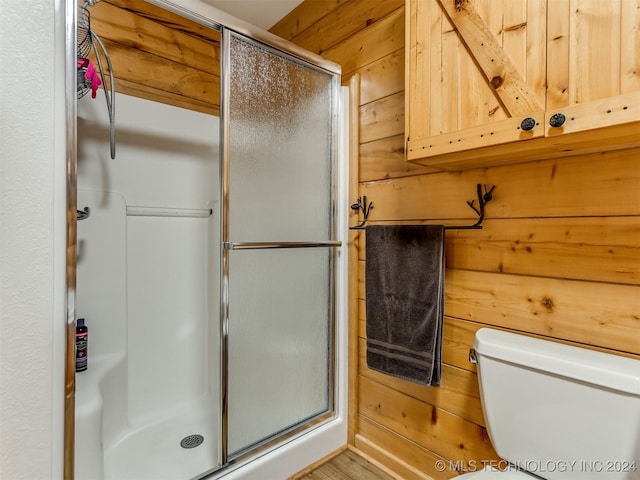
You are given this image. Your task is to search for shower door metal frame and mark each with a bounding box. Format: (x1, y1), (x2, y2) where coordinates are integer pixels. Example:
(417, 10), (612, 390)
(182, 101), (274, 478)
(64, 0), (78, 478)
(218, 27), (342, 467)
(64, 1), (343, 478)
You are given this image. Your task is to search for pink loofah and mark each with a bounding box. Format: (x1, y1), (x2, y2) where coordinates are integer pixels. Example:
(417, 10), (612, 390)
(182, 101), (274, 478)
(84, 60), (102, 98)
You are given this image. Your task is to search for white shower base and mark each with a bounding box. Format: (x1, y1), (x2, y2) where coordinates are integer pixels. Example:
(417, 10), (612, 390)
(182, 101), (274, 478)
(105, 403), (218, 480)
(75, 354), (219, 480)
(74, 351), (347, 480)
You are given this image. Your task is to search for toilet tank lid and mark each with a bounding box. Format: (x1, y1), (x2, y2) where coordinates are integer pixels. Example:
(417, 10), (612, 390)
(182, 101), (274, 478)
(474, 329), (640, 395)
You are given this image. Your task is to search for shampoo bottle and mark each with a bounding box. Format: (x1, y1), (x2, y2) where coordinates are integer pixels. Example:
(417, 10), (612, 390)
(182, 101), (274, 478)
(76, 318), (88, 372)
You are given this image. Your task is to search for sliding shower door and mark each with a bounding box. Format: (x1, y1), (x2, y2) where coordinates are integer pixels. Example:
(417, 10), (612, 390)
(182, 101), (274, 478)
(220, 30), (340, 462)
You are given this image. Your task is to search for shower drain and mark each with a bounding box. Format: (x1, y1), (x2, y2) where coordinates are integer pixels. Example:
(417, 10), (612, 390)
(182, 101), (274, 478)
(180, 434), (204, 449)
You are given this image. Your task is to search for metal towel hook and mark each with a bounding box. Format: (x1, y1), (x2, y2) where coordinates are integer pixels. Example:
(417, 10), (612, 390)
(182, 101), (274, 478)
(456, 184), (495, 230)
(349, 196), (373, 230)
(347, 184), (496, 231)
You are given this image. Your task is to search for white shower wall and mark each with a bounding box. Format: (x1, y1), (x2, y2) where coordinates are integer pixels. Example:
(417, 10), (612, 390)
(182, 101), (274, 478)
(76, 91), (219, 452)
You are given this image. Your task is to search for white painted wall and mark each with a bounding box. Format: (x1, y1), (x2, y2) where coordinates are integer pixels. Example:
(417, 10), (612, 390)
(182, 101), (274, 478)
(0, 1), (66, 479)
(202, 0), (303, 30)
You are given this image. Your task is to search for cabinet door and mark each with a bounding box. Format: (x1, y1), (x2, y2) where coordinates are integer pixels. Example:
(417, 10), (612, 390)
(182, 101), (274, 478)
(406, 0), (547, 164)
(545, 0), (640, 140)
(406, 0), (640, 170)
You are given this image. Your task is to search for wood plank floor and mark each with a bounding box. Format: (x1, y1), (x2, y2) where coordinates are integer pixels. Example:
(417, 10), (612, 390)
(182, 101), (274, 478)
(297, 450), (396, 480)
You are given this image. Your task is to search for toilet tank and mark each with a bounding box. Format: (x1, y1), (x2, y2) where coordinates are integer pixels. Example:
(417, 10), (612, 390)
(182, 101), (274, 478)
(474, 328), (640, 480)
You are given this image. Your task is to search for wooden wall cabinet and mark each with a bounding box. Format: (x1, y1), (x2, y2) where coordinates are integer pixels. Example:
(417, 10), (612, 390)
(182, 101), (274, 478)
(405, 0), (640, 171)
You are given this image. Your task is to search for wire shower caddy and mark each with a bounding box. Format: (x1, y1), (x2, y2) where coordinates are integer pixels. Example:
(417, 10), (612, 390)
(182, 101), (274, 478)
(77, 0), (116, 159)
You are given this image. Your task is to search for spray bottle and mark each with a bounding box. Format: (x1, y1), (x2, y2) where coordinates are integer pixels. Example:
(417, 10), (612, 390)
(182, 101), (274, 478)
(76, 318), (88, 372)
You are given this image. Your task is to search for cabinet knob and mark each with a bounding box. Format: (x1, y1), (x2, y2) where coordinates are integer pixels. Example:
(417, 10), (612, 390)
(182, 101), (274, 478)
(549, 113), (566, 128)
(520, 117), (536, 131)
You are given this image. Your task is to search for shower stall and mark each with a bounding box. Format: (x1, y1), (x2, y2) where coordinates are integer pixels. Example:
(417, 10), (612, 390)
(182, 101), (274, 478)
(67, 1), (348, 479)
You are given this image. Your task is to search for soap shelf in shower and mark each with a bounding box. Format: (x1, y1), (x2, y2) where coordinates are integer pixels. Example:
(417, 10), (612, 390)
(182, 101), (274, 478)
(125, 206), (213, 218)
(76, 206), (214, 221)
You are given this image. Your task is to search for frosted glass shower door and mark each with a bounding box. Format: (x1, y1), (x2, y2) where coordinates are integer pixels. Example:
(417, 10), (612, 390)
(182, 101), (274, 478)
(221, 30), (340, 460)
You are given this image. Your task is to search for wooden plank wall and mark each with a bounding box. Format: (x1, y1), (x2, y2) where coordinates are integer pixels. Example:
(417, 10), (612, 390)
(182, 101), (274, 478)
(271, 2), (640, 479)
(87, 0), (220, 115)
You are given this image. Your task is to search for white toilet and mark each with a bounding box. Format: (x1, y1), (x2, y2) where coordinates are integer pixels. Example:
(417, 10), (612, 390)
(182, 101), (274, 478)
(457, 328), (640, 480)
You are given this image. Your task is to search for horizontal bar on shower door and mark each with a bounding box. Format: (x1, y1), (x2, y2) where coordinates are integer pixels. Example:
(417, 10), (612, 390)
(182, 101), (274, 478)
(126, 206), (213, 218)
(224, 241), (342, 250)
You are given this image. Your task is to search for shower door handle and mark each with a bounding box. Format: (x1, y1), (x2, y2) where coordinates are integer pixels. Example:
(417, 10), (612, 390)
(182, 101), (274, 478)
(223, 241), (342, 250)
